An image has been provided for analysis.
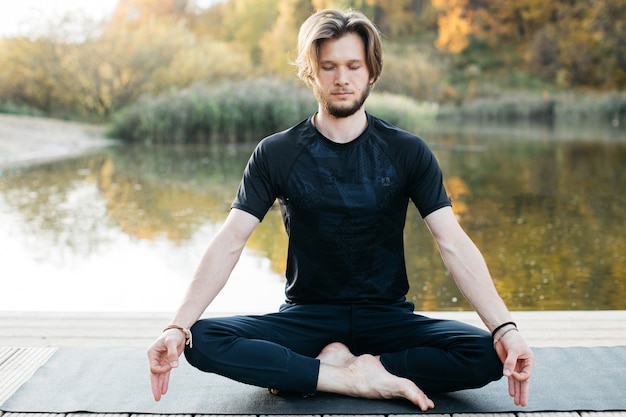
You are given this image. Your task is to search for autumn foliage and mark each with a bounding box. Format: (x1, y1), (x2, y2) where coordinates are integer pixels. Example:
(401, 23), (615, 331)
(0, 0), (624, 120)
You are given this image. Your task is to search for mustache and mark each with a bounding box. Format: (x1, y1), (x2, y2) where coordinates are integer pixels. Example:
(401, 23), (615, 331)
(331, 88), (354, 94)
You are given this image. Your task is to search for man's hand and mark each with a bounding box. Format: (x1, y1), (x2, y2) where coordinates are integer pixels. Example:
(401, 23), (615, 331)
(147, 329), (186, 401)
(494, 330), (535, 406)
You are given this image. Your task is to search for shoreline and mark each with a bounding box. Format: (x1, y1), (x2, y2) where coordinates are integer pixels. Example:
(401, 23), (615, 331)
(0, 113), (115, 169)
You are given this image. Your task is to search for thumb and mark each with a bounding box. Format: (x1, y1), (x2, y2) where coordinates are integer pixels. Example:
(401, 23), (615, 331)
(502, 352), (517, 377)
(166, 337), (181, 368)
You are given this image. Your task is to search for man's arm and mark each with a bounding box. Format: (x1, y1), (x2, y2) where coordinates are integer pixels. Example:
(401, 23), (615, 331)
(424, 206), (511, 328)
(424, 206), (534, 406)
(169, 208), (261, 328)
(148, 208), (260, 401)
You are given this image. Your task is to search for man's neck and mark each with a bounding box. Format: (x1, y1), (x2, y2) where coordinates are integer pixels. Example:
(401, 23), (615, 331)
(313, 109), (368, 144)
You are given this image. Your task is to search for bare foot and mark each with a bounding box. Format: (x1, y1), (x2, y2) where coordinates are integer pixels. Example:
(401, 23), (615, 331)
(317, 353), (435, 411)
(269, 342), (356, 395)
(316, 342), (356, 367)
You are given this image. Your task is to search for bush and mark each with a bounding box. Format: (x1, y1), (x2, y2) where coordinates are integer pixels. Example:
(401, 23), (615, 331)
(441, 94), (556, 122)
(108, 78), (317, 144)
(108, 78), (438, 144)
(375, 43), (446, 102)
(0, 100), (43, 117)
(437, 91), (626, 128)
(367, 92), (438, 132)
(556, 92), (626, 125)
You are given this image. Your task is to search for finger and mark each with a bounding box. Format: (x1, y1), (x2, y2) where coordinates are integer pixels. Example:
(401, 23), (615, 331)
(148, 345), (170, 374)
(517, 379), (530, 406)
(507, 373), (516, 398)
(149, 360), (171, 374)
(162, 369), (171, 395)
(513, 377), (521, 405)
(150, 372), (164, 401)
(512, 367), (532, 382)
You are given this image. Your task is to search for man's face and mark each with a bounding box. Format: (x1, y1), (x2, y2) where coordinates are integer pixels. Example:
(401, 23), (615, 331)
(312, 32), (374, 118)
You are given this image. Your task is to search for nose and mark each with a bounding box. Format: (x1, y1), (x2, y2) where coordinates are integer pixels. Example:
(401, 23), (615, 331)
(334, 67), (348, 86)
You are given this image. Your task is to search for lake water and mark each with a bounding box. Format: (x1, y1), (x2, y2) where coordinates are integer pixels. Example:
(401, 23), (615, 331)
(1, 122), (624, 312)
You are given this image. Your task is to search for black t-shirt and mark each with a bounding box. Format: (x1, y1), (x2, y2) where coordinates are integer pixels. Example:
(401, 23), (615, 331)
(232, 113), (451, 304)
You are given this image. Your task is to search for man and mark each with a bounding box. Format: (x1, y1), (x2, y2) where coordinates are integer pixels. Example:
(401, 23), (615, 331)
(148, 9), (534, 412)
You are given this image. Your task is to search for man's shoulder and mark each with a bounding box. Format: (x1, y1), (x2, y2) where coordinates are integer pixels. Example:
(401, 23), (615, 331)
(368, 114), (429, 149)
(259, 117), (315, 150)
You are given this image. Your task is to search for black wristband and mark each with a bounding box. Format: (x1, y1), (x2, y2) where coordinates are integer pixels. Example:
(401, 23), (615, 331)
(491, 321), (517, 338)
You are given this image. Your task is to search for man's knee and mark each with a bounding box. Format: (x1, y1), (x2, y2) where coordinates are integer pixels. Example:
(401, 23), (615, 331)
(183, 319), (235, 372)
(466, 333), (503, 387)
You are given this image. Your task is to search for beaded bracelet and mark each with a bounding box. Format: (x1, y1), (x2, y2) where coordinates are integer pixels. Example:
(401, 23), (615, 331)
(163, 324), (193, 348)
(491, 321), (517, 338)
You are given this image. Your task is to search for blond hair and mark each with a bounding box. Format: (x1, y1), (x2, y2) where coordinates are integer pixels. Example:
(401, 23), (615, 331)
(295, 9), (383, 87)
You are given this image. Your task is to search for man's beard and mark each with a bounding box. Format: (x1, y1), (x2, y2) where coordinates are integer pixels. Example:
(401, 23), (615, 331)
(314, 84), (371, 118)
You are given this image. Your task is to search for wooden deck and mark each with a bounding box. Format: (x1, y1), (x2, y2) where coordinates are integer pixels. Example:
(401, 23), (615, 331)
(1, 310), (625, 417)
(2, 310), (625, 348)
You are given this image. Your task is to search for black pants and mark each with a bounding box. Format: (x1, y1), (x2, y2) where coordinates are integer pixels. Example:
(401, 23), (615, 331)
(185, 300), (503, 395)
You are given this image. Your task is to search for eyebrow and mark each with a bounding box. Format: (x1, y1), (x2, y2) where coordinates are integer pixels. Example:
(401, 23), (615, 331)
(319, 59), (364, 65)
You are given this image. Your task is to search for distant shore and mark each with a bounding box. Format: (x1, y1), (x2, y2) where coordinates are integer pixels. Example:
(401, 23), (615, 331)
(0, 114), (115, 169)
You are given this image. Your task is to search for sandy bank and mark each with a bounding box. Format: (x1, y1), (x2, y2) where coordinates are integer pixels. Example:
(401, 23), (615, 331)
(0, 114), (116, 169)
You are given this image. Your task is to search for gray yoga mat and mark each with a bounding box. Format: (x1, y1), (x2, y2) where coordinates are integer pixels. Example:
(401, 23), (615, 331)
(2, 346), (626, 414)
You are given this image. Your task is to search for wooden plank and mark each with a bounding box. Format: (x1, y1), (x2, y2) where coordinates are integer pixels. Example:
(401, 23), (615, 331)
(322, 415), (385, 417)
(71, 414), (129, 417)
(321, 415), (384, 417)
(202, 415), (256, 417)
(1, 311), (625, 348)
(260, 415), (319, 417)
(392, 414), (450, 417)
(515, 413), (581, 417)
(0, 349), (18, 367)
(0, 348), (56, 405)
(129, 415), (191, 417)
(450, 414), (516, 417)
(1, 414), (66, 417)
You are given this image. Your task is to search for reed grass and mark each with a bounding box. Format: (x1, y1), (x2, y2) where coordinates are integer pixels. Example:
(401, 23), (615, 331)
(0, 100), (43, 117)
(366, 92), (438, 132)
(108, 79), (317, 144)
(107, 79), (438, 144)
(556, 92), (626, 126)
(438, 91), (626, 127)
(438, 93), (556, 122)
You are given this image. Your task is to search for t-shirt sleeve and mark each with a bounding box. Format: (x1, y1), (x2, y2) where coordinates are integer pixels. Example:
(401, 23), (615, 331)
(231, 141), (278, 221)
(406, 140), (451, 218)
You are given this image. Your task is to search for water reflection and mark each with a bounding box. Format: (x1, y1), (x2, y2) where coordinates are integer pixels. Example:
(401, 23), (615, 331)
(1, 125), (624, 312)
(0, 145), (286, 312)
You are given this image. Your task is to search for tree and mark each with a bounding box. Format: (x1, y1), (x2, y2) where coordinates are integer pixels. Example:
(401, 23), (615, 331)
(432, 0), (626, 89)
(58, 19), (191, 116)
(110, 0), (191, 28)
(432, 0), (472, 53)
(219, 0), (280, 64)
(260, 0), (313, 77)
(0, 37), (60, 112)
